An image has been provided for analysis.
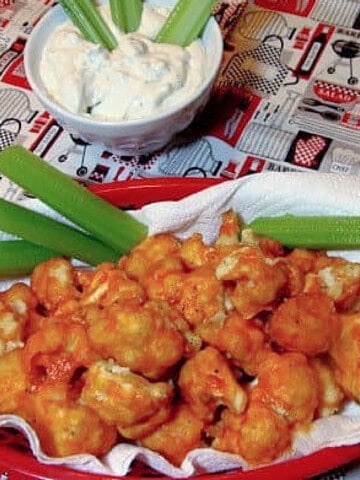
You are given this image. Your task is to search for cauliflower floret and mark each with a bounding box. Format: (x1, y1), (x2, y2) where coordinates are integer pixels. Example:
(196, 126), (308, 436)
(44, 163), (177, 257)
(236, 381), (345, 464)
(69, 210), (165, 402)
(268, 292), (339, 356)
(140, 403), (204, 466)
(19, 384), (117, 458)
(178, 347), (247, 422)
(216, 245), (288, 319)
(86, 299), (185, 379)
(80, 359), (174, 439)
(31, 258), (80, 313)
(253, 351), (319, 426)
(212, 397), (292, 466)
(0, 349), (28, 413)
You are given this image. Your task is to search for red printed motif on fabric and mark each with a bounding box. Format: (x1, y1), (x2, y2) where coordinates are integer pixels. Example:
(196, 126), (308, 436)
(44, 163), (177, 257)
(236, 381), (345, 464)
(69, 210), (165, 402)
(294, 135), (327, 167)
(313, 80), (358, 104)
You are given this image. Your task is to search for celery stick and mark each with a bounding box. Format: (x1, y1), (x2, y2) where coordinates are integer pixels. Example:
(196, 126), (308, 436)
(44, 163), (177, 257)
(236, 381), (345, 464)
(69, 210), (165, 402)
(77, 0), (118, 50)
(156, 0), (218, 46)
(0, 240), (60, 278)
(0, 146), (148, 253)
(248, 214), (360, 250)
(58, 0), (102, 44)
(58, 0), (118, 51)
(110, 0), (142, 33)
(0, 197), (119, 265)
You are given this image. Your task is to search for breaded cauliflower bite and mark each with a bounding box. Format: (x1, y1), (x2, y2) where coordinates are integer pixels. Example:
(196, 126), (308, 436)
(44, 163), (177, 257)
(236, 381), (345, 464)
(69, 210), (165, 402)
(306, 260), (360, 312)
(86, 300), (185, 379)
(212, 398), (292, 466)
(178, 347), (247, 422)
(0, 282), (38, 323)
(196, 311), (267, 377)
(22, 320), (96, 387)
(31, 257), (80, 313)
(180, 232), (218, 270)
(140, 403), (204, 466)
(174, 267), (226, 327)
(80, 262), (146, 308)
(80, 359), (174, 439)
(0, 303), (25, 355)
(0, 349), (28, 413)
(329, 312), (360, 401)
(20, 384), (117, 458)
(268, 292), (339, 356)
(253, 351), (319, 426)
(0, 283), (38, 355)
(180, 211), (242, 270)
(120, 233), (182, 282)
(216, 245), (288, 319)
(309, 356), (345, 418)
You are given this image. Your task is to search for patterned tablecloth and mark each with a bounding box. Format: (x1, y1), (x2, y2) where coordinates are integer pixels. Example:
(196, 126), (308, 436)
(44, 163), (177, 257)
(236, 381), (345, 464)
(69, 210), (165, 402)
(1, 1), (360, 479)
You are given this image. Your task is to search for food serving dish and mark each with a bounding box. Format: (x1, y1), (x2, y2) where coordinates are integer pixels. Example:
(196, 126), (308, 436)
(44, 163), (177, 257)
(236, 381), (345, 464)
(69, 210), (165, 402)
(1, 176), (360, 480)
(23, 0), (223, 154)
(1, 425), (360, 480)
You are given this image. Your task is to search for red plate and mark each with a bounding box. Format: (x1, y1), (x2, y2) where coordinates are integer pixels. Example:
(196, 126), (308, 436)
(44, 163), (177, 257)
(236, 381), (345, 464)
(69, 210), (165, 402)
(1, 177), (360, 480)
(88, 177), (225, 208)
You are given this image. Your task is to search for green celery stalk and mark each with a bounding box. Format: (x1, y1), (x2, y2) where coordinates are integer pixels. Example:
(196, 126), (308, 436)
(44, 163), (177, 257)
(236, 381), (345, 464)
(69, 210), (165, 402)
(0, 146), (148, 253)
(248, 214), (360, 250)
(0, 197), (120, 265)
(58, 0), (118, 51)
(110, 0), (143, 33)
(58, 0), (102, 44)
(156, 0), (218, 46)
(0, 240), (60, 278)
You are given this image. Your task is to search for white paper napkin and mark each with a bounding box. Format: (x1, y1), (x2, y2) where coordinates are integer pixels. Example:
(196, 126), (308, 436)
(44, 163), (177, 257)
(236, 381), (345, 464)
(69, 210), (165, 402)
(2, 171), (360, 477)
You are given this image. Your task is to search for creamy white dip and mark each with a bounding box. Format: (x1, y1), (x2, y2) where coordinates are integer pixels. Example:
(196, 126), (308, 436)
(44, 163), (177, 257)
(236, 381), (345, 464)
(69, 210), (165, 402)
(39, 3), (207, 121)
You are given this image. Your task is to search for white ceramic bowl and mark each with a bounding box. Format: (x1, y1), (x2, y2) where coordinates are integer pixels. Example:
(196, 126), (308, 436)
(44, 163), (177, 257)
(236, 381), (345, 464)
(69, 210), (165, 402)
(24, 0), (223, 155)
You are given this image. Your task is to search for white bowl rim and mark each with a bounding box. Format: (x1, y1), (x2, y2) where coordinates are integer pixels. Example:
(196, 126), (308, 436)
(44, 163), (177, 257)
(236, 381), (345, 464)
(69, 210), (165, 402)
(24, 2), (224, 128)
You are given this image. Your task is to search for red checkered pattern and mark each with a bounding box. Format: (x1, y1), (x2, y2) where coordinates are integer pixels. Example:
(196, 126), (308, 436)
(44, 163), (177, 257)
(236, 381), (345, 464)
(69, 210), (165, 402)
(88, 164), (109, 183)
(314, 80), (359, 103)
(315, 80), (357, 96)
(294, 135), (327, 167)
